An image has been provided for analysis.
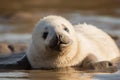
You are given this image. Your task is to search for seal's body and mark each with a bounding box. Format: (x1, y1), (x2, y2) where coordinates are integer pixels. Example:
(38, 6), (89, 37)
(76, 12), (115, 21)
(75, 24), (119, 61)
(26, 15), (120, 70)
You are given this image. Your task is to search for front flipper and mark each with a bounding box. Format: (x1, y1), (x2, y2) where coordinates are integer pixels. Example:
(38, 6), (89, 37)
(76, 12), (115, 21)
(80, 54), (97, 70)
(92, 61), (117, 73)
(111, 57), (120, 69)
(80, 54), (118, 72)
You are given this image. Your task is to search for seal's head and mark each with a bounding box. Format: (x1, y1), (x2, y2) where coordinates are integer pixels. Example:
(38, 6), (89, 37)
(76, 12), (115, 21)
(32, 16), (77, 56)
(27, 15), (78, 68)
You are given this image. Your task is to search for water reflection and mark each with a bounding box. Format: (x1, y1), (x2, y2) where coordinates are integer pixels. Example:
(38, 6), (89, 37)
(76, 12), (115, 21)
(0, 69), (120, 80)
(29, 69), (93, 80)
(0, 68), (93, 80)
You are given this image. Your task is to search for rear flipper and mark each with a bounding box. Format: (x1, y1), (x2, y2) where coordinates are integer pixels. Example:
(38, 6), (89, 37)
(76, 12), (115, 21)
(80, 54), (118, 72)
(0, 55), (31, 70)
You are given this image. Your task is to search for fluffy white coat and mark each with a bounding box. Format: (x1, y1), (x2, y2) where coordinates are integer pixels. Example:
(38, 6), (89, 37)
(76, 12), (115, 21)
(26, 15), (120, 69)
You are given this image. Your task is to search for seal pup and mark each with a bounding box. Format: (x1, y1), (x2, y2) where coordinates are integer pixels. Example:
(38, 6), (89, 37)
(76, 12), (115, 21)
(26, 15), (120, 71)
(0, 15), (119, 71)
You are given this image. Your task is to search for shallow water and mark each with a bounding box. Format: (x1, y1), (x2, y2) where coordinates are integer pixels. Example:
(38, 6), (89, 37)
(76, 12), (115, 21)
(0, 70), (120, 80)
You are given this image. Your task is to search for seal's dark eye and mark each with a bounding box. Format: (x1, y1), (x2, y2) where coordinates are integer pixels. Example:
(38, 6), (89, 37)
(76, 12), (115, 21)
(64, 27), (69, 33)
(42, 32), (48, 39)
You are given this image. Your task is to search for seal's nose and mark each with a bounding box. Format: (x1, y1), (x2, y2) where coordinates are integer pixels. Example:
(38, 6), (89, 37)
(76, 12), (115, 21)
(56, 34), (63, 44)
(56, 34), (70, 45)
(49, 33), (71, 51)
(51, 34), (61, 47)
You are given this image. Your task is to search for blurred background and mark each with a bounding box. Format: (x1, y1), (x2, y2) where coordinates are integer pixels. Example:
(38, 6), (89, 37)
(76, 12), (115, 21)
(0, 0), (120, 43)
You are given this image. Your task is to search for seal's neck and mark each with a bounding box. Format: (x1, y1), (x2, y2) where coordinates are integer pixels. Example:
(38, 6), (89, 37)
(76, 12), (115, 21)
(40, 38), (80, 68)
(27, 38), (81, 68)
(54, 39), (81, 67)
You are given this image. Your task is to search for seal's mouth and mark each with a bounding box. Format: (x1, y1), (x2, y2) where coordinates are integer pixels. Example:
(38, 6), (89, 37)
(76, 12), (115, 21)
(54, 40), (72, 51)
(49, 34), (72, 51)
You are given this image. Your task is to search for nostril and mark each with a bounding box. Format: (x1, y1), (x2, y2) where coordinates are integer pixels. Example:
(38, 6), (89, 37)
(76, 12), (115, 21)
(58, 34), (64, 40)
(59, 35), (63, 39)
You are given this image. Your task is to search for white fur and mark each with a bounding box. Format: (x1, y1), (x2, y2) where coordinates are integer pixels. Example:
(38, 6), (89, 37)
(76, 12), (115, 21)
(75, 23), (120, 61)
(26, 15), (120, 69)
